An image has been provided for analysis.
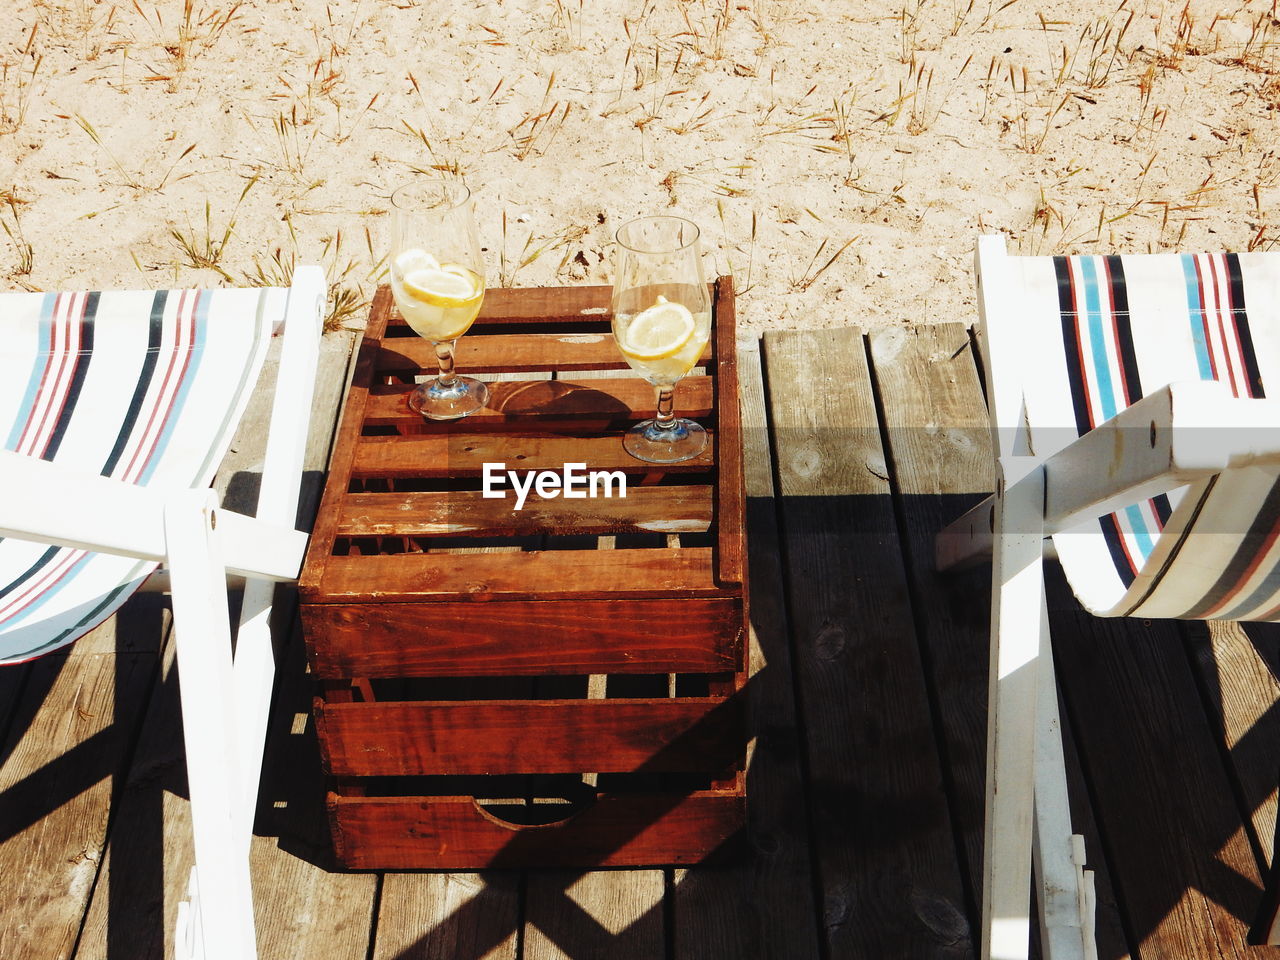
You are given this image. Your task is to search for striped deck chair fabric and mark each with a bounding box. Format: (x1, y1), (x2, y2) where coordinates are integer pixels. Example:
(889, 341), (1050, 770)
(998, 250), (1280, 620)
(0, 286), (285, 663)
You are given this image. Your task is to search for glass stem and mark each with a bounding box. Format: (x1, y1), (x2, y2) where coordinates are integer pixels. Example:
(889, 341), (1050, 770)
(655, 384), (676, 428)
(434, 339), (458, 386)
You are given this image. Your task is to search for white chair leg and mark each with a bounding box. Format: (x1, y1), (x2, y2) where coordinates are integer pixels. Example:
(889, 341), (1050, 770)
(166, 490), (258, 960)
(982, 456), (1046, 960)
(175, 867), (205, 960)
(1031, 598), (1095, 960)
(232, 578), (279, 842)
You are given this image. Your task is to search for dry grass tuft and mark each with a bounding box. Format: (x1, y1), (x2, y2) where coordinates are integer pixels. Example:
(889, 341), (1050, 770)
(789, 235), (858, 292)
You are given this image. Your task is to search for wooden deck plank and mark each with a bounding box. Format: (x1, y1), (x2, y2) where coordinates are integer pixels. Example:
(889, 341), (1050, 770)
(1048, 569), (1265, 958)
(523, 871), (665, 959)
(763, 327), (970, 958)
(671, 336), (823, 958)
(0, 664), (30, 748)
(0, 606), (166, 960)
(866, 325), (991, 910)
(373, 873), (520, 959)
(1184, 621), (1280, 876)
(867, 324), (1132, 960)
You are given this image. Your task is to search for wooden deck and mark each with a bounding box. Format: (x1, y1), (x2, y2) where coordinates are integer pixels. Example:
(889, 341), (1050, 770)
(5, 322), (1280, 959)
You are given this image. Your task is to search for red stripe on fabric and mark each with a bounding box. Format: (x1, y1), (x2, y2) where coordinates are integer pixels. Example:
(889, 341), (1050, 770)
(0, 547), (85, 624)
(36, 294), (80, 455)
(1200, 515), (1280, 619)
(1218, 254), (1254, 399)
(135, 289), (201, 484)
(32, 292), (89, 459)
(1208, 254), (1240, 397)
(1067, 259), (1096, 430)
(120, 290), (192, 484)
(1101, 257), (1133, 407)
(1192, 255), (1220, 382)
(1116, 518), (1140, 574)
(15, 293), (67, 456)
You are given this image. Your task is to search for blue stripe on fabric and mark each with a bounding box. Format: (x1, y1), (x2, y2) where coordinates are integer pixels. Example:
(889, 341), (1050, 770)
(1080, 257), (1117, 422)
(1180, 254), (1214, 380)
(138, 291), (208, 485)
(5, 293), (59, 451)
(1081, 256), (1157, 567)
(1124, 503), (1155, 559)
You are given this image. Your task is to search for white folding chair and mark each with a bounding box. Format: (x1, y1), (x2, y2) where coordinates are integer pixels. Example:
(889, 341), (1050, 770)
(938, 235), (1280, 959)
(0, 266), (327, 960)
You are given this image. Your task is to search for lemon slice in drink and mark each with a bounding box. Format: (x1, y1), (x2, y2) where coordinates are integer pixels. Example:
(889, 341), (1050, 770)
(395, 248), (440, 276)
(402, 263), (482, 308)
(621, 297), (695, 361)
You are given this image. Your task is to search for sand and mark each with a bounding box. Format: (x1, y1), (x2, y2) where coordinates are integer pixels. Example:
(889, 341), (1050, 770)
(1, 0), (1277, 330)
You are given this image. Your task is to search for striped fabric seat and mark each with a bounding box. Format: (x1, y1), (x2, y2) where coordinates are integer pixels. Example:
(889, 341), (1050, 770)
(1001, 250), (1280, 620)
(0, 286), (284, 663)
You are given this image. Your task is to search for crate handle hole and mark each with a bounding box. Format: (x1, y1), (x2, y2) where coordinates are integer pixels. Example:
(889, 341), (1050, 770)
(472, 792), (596, 830)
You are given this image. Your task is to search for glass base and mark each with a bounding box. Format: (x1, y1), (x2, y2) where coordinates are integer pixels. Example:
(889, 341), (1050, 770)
(623, 417), (708, 463)
(408, 376), (490, 420)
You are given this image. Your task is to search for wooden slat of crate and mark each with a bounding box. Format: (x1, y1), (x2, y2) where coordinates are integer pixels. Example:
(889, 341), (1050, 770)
(363, 376), (715, 427)
(349, 431), (716, 478)
(408, 281), (705, 328)
(712, 280), (746, 588)
(327, 781), (746, 870)
(317, 697), (744, 777)
(377, 334), (713, 376)
(465, 283), (613, 326)
(335, 484), (714, 538)
(304, 597), (742, 678)
(299, 286), (388, 600)
(316, 547), (720, 603)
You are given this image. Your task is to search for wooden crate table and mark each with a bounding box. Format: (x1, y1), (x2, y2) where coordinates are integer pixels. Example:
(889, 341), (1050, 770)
(298, 279), (749, 870)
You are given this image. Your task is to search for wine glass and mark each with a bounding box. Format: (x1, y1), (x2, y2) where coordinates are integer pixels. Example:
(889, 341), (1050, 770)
(611, 216), (712, 463)
(390, 179), (488, 420)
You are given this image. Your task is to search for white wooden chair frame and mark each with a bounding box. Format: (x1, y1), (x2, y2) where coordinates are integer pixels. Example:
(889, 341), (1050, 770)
(938, 236), (1280, 960)
(0, 266), (327, 960)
